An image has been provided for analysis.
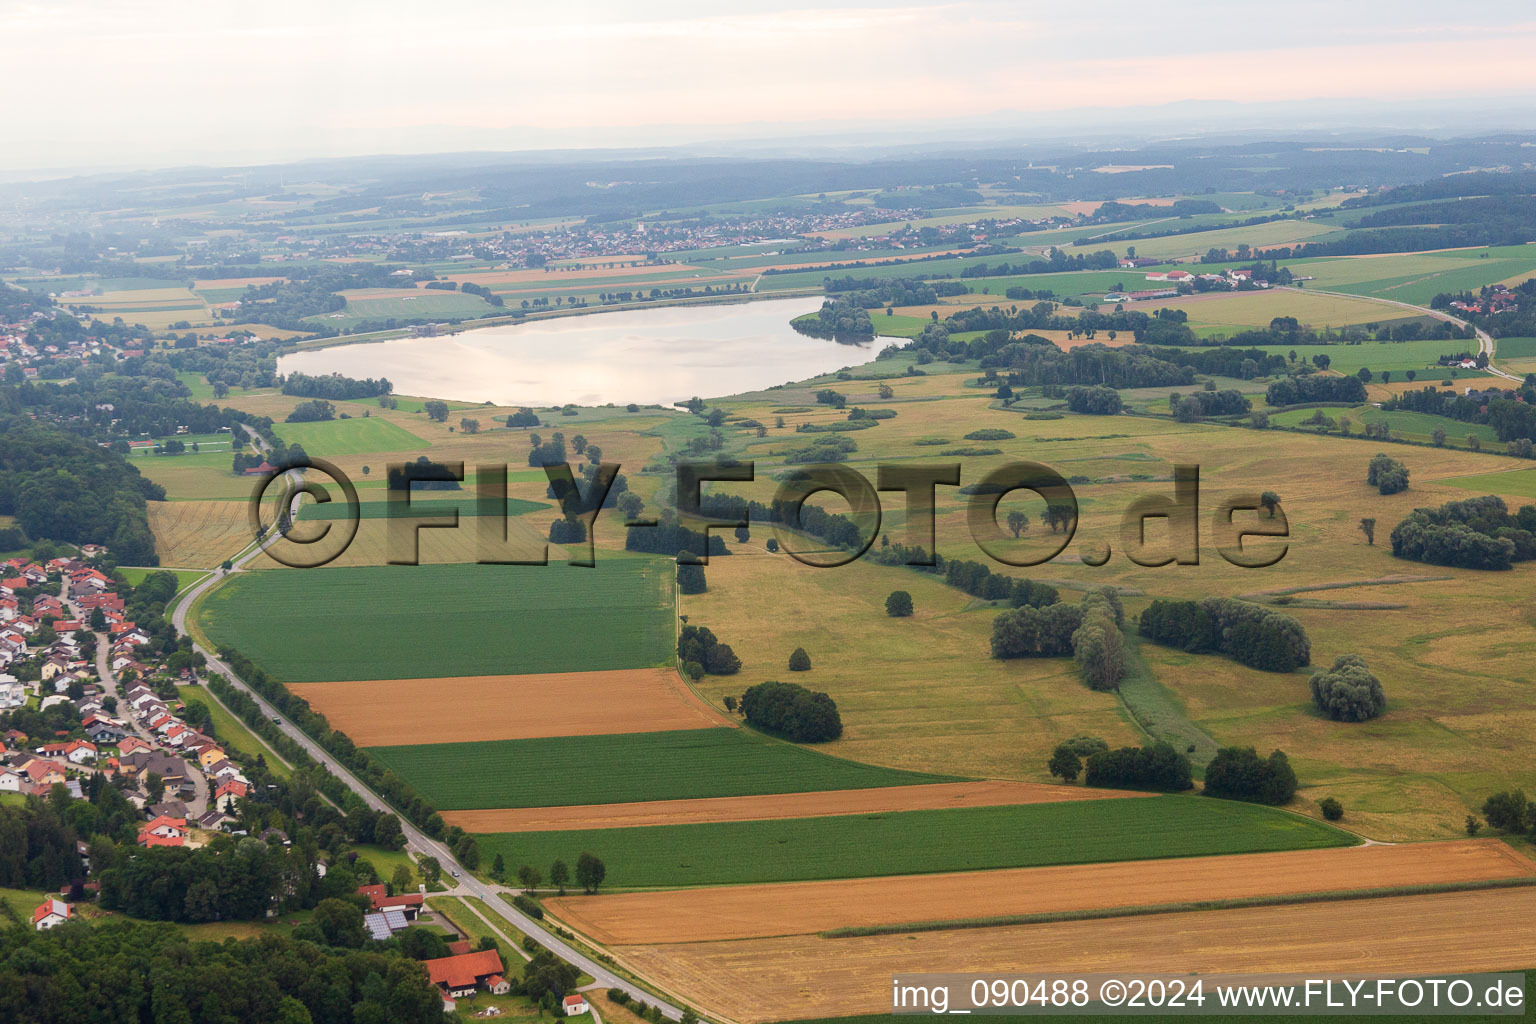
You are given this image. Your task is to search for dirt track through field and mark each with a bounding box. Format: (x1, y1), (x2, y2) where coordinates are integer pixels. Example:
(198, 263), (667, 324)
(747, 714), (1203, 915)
(440, 779), (1147, 833)
(288, 668), (729, 746)
(614, 886), (1536, 1023)
(552, 839), (1535, 945)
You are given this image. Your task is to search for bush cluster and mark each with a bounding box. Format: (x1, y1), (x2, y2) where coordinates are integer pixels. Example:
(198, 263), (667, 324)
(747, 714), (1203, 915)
(1140, 597), (1310, 672)
(1309, 654), (1387, 721)
(1367, 452), (1410, 494)
(739, 680), (842, 742)
(1084, 742), (1194, 792)
(1390, 494), (1536, 570)
(1203, 747), (1298, 804)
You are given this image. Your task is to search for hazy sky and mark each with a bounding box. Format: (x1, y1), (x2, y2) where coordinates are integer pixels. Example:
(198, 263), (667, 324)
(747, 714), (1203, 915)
(9, 0), (1536, 171)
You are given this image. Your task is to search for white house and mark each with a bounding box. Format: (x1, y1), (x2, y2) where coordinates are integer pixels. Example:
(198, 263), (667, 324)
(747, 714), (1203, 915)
(561, 994), (590, 1016)
(32, 899), (71, 930)
(0, 675), (23, 709)
(0, 769), (22, 793)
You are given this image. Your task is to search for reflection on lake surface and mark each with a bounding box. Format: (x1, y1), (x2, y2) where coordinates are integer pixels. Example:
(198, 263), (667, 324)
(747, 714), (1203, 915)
(277, 298), (873, 407)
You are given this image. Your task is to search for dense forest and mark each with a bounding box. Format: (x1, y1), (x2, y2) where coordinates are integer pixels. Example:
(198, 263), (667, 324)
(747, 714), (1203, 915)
(0, 419), (161, 563)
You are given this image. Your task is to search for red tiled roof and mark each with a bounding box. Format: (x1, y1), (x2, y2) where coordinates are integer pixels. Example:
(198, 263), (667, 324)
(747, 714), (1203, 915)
(424, 950), (504, 990)
(32, 899), (70, 925)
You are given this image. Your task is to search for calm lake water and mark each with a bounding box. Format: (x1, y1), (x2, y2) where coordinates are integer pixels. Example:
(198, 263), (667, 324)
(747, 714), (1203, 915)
(277, 297), (873, 406)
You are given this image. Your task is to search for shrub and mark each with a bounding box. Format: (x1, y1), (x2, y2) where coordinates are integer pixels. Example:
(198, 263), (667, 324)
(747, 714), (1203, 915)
(1367, 453), (1410, 495)
(512, 895), (544, 920)
(885, 590), (913, 617)
(1084, 742), (1193, 792)
(740, 680), (842, 742)
(1141, 597), (1309, 672)
(788, 647), (812, 671)
(1059, 735), (1109, 758)
(1072, 594), (1125, 691)
(1318, 797), (1344, 821)
(1480, 790), (1531, 833)
(1048, 745), (1082, 782)
(1309, 654), (1387, 722)
(678, 624), (739, 675)
(1203, 747), (1298, 805)
(676, 553), (707, 594)
(1390, 494), (1536, 571)
(1065, 385), (1123, 415)
(963, 428), (1016, 441)
(991, 603), (1083, 658)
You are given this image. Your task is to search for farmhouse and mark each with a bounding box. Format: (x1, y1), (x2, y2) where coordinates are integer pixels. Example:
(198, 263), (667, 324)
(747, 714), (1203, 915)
(423, 949), (510, 999)
(32, 899), (71, 930)
(357, 884), (424, 920)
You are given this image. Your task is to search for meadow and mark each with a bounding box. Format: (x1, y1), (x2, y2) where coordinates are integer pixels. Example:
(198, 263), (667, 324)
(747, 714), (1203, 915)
(366, 727), (955, 810)
(1443, 468), (1536, 500)
(1220, 338), (1480, 377)
(477, 796), (1351, 888)
(1269, 405), (1500, 446)
(1496, 337), (1536, 359)
(273, 415), (428, 456)
(198, 558), (674, 681)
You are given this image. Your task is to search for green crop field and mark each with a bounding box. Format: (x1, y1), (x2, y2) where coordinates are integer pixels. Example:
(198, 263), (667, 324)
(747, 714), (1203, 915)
(1241, 339), (1481, 376)
(273, 416), (427, 456)
(1496, 337), (1536, 359)
(475, 796), (1352, 887)
(367, 727), (956, 810)
(336, 289), (501, 318)
(1297, 253), (1536, 307)
(1443, 469), (1536, 500)
(1269, 406), (1500, 445)
(1112, 219), (1344, 261)
(198, 558), (674, 681)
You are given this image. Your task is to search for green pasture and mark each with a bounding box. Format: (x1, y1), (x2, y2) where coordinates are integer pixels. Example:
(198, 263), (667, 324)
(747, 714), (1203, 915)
(368, 727), (955, 810)
(198, 558), (675, 681)
(475, 796), (1352, 888)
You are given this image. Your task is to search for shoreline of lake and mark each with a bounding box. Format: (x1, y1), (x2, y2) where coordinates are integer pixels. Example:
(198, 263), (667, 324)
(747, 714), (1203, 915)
(276, 296), (874, 408)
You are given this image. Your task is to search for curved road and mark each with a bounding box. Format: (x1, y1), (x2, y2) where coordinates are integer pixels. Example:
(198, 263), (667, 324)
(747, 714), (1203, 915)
(168, 489), (689, 1021)
(1280, 285), (1523, 383)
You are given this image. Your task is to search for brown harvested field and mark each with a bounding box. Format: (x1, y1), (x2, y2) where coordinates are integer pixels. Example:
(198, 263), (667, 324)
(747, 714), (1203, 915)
(147, 500), (252, 567)
(442, 779), (1146, 834)
(552, 839), (1534, 945)
(287, 668), (728, 747)
(615, 887), (1536, 1023)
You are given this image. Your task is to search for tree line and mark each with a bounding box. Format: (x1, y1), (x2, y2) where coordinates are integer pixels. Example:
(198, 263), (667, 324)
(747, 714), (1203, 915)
(1139, 597), (1311, 672)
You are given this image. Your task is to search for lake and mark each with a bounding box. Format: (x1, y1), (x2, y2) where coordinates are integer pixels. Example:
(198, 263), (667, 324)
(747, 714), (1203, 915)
(276, 297), (873, 407)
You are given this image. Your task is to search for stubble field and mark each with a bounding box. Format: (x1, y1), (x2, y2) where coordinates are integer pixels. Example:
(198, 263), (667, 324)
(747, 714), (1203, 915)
(614, 888), (1536, 1023)
(549, 839), (1532, 944)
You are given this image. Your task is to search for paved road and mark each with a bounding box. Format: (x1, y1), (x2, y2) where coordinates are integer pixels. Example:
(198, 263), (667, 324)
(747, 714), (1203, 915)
(1281, 285), (1523, 383)
(166, 483), (689, 1020)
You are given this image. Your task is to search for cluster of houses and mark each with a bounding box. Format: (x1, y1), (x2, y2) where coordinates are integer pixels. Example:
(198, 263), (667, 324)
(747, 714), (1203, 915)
(0, 309), (91, 379)
(1103, 267), (1269, 303)
(350, 884), (594, 1014)
(1448, 285), (1520, 316)
(2, 552), (256, 857)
